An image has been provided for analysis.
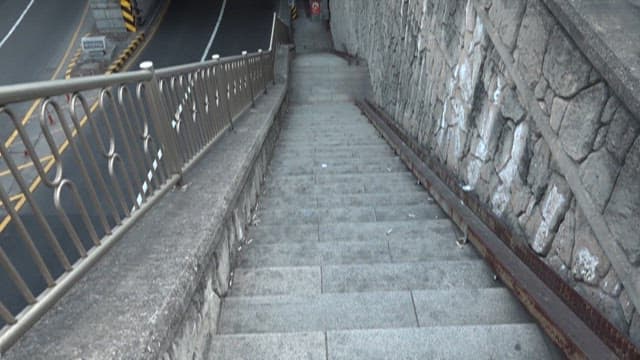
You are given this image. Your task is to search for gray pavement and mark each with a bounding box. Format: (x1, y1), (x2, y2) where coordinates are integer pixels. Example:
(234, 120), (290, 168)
(211, 16), (554, 359)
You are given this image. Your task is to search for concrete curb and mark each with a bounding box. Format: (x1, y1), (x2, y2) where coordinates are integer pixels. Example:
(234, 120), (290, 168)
(106, 32), (145, 74)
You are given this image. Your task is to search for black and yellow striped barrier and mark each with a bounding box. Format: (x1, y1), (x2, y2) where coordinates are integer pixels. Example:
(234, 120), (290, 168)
(65, 48), (83, 79)
(107, 32), (145, 74)
(290, 4), (298, 20)
(120, 0), (137, 32)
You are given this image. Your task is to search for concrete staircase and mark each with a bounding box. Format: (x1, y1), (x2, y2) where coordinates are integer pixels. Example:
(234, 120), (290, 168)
(209, 14), (553, 360)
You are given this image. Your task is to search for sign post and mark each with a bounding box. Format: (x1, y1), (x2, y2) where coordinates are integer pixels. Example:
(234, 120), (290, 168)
(81, 36), (108, 61)
(310, 0), (321, 19)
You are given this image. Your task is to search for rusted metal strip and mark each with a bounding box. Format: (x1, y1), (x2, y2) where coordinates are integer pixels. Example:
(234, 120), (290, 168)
(356, 99), (638, 359)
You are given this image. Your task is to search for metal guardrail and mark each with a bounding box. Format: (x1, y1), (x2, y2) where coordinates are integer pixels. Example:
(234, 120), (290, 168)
(0, 14), (290, 353)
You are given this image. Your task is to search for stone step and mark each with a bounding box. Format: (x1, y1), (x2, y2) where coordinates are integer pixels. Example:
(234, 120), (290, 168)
(270, 150), (396, 163)
(318, 220), (458, 242)
(272, 136), (384, 148)
(208, 332), (326, 360)
(218, 291), (417, 334)
(247, 219), (456, 244)
(237, 236), (478, 268)
(325, 324), (550, 359)
(287, 102), (365, 112)
(290, 93), (363, 104)
(269, 155), (401, 167)
(258, 191), (431, 209)
(322, 260), (494, 293)
(271, 151), (398, 162)
(247, 223), (318, 243)
(276, 137), (385, 147)
(281, 116), (370, 124)
(268, 161), (408, 176)
(273, 144), (392, 155)
(262, 178), (423, 196)
(230, 260), (496, 297)
(236, 239), (391, 267)
(291, 67), (369, 74)
(230, 266), (321, 297)
(268, 159), (406, 176)
(280, 124), (375, 132)
(209, 325), (550, 359)
(264, 172), (416, 188)
(254, 204), (444, 225)
(218, 288), (531, 335)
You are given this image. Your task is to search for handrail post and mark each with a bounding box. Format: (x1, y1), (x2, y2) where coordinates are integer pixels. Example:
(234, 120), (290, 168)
(272, 47), (277, 85)
(139, 61), (182, 178)
(242, 51), (255, 108)
(213, 54), (234, 130)
(259, 49), (268, 94)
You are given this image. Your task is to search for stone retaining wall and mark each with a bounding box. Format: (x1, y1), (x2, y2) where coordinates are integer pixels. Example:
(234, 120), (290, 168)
(331, 0), (640, 344)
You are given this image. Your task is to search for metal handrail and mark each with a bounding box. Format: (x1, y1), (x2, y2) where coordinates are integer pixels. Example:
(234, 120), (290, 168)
(0, 14), (290, 353)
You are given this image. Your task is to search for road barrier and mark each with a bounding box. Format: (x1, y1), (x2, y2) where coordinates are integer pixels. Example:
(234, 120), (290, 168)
(107, 32), (146, 74)
(0, 14), (290, 353)
(120, 0), (137, 32)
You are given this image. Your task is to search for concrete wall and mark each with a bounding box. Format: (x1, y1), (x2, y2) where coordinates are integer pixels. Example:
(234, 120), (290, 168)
(331, 0), (640, 344)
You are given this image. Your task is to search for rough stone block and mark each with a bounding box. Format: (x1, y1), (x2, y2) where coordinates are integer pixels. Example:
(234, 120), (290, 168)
(515, 2), (554, 88)
(605, 137), (640, 265)
(543, 27), (592, 98)
(579, 149), (619, 212)
(549, 97), (569, 133)
(559, 83), (608, 161)
(572, 210), (611, 285)
(527, 138), (551, 201)
(606, 105), (639, 163)
(550, 207), (575, 266)
(487, 0), (527, 51)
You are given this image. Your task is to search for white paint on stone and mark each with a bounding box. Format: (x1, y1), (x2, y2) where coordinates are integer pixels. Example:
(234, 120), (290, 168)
(492, 122), (528, 214)
(573, 248), (600, 284)
(531, 184), (569, 254)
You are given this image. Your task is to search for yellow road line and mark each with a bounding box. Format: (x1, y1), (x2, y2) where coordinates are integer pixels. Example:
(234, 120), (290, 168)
(0, 155), (54, 177)
(0, 0), (171, 232)
(0, 1), (91, 232)
(3, 2), (90, 149)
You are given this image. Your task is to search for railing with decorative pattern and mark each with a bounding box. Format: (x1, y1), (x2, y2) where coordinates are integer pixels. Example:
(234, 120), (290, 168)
(0, 14), (289, 353)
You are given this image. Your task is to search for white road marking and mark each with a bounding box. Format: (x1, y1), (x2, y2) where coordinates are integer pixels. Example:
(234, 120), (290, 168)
(0, 0), (35, 49)
(201, 0), (228, 61)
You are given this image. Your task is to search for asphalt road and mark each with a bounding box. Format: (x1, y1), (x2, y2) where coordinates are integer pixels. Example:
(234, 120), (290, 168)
(0, 0), (282, 327)
(134, 0), (279, 69)
(0, 0), (88, 86)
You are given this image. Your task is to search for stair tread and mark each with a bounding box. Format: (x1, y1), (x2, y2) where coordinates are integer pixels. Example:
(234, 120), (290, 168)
(239, 231), (478, 266)
(230, 260), (496, 296)
(248, 219), (456, 244)
(218, 291), (417, 334)
(219, 288), (532, 335)
(254, 204), (445, 225)
(326, 324), (549, 359)
(258, 191), (431, 209)
(210, 324), (549, 360)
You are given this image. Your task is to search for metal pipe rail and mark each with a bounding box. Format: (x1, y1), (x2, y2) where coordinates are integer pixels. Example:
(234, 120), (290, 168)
(0, 15), (290, 353)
